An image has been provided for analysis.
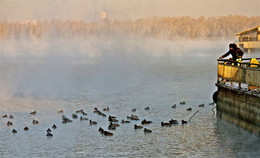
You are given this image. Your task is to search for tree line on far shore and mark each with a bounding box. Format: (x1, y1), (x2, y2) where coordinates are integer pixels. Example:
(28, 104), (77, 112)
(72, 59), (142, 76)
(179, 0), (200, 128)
(0, 15), (259, 40)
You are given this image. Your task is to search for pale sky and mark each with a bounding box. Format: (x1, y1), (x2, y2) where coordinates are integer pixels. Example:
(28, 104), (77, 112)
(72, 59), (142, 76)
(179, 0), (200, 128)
(0, 0), (259, 21)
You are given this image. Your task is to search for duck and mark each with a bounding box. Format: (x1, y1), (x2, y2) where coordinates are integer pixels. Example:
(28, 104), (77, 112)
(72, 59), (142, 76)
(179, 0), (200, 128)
(127, 115), (139, 121)
(161, 122), (171, 127)
(101, 113), (107, 117)
(30, 111), (36, 115)
(99, 127), (105, 134)
(12, 129), (17, 133)
(187, 107), (192, 111)
(9, 115), (14, 119)
(144, 128), (152, 133)
(172, 104), (177, 108)
(52, 124), (57, 129)
(46, 128), (52, 133)
(144, 107), (150, 111)
(103, 107), (109, 112)
(7, 121), (13, 126)
(110, 122), (120, 127)
(108, 125), (116, 130)
(46, 132), (53, 137)
(76, 109), (84, 113)
(89, 120), (97, 125)
(103, 131), (113, 136)
(198, 104), (205, 107)
(108, 115), (118, 122)
(134, 124), (143, 129)
(141, 119), (152, 125)
(169, 119), (178, 124)
(72, 114), (78, 119)
(82, 111), (88, 116)
(121, 120), (130, 123)
(131, 108), (136, 112)
(32, 119), (39, 125)
(181, 120), (188, 124)
(58, 110), (64, 113)
(80, 116), (88, 121)
(62, 117), (72, 123)
(180, 101), (186, 105)
(2, 114), (8, 118)
(24, 127), (29, 131)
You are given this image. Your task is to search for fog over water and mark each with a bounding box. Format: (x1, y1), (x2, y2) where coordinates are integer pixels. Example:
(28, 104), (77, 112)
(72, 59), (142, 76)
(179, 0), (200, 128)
(0, 36), (259, 157)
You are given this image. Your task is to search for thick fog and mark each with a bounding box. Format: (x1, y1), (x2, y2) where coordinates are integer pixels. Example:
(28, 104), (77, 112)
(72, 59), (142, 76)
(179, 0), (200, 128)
(0, 35), (231, 101)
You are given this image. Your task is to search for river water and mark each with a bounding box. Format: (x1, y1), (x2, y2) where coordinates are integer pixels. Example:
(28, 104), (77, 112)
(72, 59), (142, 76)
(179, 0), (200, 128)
(0, 38), (259, 158)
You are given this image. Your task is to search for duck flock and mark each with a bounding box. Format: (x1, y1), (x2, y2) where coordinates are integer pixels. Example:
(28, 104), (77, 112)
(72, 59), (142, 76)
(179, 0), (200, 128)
(1, 101), (215, 137)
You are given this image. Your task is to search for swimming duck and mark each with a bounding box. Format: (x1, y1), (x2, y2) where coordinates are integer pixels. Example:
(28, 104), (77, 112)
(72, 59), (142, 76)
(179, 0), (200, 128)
(103, 107), (110, 112)
(103, 131), (113, 136)
(108, 124), (116, 130)
(108, 115), (118, 122)
(46, 128), (52, 133)
(7, 121), (13, 126)
(180, 101), (186, 105)
(2, 114), (8, 118)
(30, 111), (36, 115)
(181, 120), (188, 124)
(32, 119), (39, 125)
(131, 108), (136, 112)
(127, 115), (139, 121)
(80, 116), (88, 121)
(110, 122), (120, 127)
(169, 119), (178, 124)
(121, 120), (130, 123)
(72, 114), (78, 119)
(161, 122), (171, 127)
(9, 115), (14, 119)
(187, 107), (192, 111)
(58, 110), (64, 113)
(144, 128), (152, 133)
(198, 104), (205, 107)
(76, 109), (84, 113)
(172, 104), (177, 108)
(144, 107), (150, 111)
(12, 129), (17, 133)
(62, 117), (72, 123)
(134, 124), (143, 129)
(52, 124), (57, 129)
(100, 113), (107, 117)
(82, 111), (88, 116)
(89, 120), (97, 125)
(24, 127), (29, 131)
(99, 127), (104, 134)
(141, 119), (152, 125)
(46, 132), (53, 137)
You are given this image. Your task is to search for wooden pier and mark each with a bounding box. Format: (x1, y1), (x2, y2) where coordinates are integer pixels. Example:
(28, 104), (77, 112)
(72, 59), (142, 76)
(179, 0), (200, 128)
(215, 58), (260, 135)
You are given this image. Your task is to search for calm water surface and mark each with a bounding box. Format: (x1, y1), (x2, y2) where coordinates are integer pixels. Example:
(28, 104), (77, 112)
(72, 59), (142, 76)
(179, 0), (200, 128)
(0, 39), (259, 157)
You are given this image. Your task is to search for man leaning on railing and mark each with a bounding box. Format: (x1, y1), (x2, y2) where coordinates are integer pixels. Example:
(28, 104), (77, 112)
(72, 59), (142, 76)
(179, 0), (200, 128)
(219, 43), (244, 65)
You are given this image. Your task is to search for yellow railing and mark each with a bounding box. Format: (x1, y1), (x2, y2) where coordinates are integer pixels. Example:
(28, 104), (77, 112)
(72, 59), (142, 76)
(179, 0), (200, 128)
(217, 58), (260, 89)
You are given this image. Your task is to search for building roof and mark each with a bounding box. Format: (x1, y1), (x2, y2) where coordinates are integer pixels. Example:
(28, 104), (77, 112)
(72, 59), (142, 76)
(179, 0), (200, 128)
(235, 26), (260, 36)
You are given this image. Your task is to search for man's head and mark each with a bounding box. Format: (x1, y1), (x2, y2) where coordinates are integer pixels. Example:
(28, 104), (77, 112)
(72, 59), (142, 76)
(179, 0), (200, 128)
(229, 43), (237, 50)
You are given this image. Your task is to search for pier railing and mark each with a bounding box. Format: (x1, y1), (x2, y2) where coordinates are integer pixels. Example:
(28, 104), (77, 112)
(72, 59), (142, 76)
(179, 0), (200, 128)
(217, 58), (260, 89)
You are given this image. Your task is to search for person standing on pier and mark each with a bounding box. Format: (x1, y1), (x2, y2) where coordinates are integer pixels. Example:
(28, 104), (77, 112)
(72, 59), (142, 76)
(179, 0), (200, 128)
(219, 43), (244, 65)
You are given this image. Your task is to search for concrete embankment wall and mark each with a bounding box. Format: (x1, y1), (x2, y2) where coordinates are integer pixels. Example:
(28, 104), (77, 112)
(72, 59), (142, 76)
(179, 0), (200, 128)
(216, 85), (260, 135)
